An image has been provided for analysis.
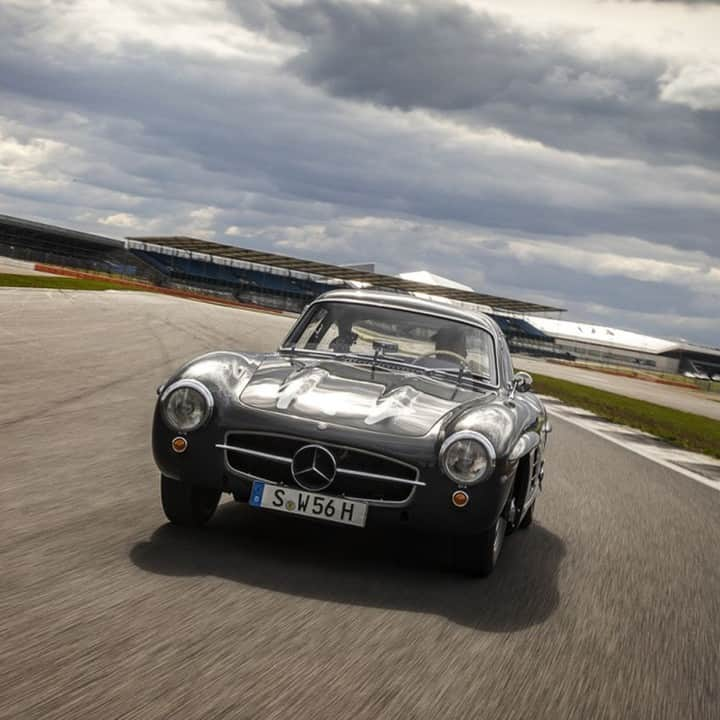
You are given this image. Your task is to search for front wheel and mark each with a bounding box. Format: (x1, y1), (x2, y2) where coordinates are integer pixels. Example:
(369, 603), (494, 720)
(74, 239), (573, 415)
(450, 515), (507, 577)
(160, 475), (221, 527)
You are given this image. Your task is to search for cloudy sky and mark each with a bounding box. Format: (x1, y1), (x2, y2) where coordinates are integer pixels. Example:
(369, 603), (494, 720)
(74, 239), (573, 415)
(1, 0), (719, 344)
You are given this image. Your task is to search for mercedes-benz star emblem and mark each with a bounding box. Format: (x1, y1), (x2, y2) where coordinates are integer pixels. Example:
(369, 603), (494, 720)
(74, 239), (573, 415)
(291, 444), (337, 492)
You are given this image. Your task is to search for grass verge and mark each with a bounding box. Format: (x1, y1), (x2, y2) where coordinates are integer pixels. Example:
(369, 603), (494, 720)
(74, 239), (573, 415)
(0, 273), (143, 292)
(547, 358), (720, 394)
(527, 371), (720, 460)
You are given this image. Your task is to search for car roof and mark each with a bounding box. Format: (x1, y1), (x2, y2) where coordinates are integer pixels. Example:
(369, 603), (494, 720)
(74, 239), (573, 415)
(313, 289), (501, 336)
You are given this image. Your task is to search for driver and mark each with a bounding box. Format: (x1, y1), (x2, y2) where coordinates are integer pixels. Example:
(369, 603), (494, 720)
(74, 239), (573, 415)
(328, 313), (358, 353)
(433, 326), (467, 360)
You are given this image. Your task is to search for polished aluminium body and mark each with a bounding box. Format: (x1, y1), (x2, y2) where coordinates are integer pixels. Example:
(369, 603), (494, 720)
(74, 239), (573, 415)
(152, 289), (550, 575)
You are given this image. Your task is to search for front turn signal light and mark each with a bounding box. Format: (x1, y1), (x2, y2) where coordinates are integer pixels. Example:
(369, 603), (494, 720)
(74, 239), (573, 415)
(452, 490), (469, 508)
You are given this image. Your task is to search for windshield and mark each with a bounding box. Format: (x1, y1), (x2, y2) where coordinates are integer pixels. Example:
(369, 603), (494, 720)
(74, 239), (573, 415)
(283, 301), (497, 385)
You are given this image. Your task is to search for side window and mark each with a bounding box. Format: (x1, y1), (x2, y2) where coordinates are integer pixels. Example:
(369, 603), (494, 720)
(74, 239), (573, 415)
(498, 334), (513, 385)
(465, 330), (494, 382)
(294, 307), (328, 348)
(314, 321), (341, 351)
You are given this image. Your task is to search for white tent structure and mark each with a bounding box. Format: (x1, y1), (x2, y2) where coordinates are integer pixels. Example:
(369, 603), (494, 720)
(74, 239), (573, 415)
(397, 270), (473, 292)
(396, 271), (493, 313)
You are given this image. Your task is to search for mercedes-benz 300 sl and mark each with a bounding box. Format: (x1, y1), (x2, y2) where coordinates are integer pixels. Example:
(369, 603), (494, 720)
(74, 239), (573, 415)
(152, 290), (550, 576)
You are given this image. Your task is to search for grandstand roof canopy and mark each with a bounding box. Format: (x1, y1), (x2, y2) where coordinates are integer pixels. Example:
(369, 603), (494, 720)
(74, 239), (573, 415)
(128, 235), (564, 314)
(0, 214), (124, 249)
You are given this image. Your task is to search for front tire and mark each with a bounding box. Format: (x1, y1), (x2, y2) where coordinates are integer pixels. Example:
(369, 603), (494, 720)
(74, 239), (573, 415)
(451, 515), (507, 577)
(161, 475), (221, 527)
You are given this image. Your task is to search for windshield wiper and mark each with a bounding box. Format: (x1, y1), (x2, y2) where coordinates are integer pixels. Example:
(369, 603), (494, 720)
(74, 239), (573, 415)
(360, 354), (491, 388)
(371, 341), (400, 379)
(418, 365), (494, 388)
(279, 347), (493, 386)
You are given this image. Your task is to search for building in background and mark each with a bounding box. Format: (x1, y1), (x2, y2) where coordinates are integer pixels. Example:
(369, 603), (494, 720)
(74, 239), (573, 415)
(520, 315), (720, 377)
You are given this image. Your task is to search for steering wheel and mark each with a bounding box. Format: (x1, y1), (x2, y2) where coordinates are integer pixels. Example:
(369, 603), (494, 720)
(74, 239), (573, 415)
(412, 350), (470, 371)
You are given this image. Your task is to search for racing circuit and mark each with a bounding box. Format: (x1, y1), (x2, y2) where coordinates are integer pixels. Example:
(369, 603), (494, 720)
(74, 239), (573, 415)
(3, 289), (720, 719)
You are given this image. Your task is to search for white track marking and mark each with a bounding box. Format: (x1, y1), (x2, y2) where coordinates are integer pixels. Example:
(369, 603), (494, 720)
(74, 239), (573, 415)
(542, 396), (720, 492)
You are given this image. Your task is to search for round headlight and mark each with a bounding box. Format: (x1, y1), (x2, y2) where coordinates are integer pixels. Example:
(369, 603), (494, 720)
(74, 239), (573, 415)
(160, 379), (213, 432)
(439, 431), (496, 486)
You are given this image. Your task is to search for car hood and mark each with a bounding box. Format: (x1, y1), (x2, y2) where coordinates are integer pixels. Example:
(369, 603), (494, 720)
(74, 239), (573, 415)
(238, 356), (495, 437)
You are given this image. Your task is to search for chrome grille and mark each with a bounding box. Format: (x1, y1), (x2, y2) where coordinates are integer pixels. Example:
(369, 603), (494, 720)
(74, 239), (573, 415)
(218, 432), (423, 506)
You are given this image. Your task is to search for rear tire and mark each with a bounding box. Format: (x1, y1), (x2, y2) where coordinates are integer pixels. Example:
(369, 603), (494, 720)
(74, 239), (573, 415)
(451, 515), (507, 577)
(161, 475), (221, 527)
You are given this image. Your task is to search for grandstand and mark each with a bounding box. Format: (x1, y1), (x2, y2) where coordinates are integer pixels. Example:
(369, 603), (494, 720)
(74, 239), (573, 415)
(0, 214), (563, 316)
(0, 215), (134, 276)
(132, 246), (338, 311)
(127, 234), (562, 315)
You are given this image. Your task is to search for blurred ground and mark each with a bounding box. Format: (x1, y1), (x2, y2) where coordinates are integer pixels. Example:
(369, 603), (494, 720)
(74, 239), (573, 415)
(1, 290), (719, 720)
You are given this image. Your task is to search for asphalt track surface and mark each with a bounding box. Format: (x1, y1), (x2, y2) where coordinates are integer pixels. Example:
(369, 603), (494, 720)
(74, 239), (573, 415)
(2, 289), (719, 720)
(517, 356), (720, 422)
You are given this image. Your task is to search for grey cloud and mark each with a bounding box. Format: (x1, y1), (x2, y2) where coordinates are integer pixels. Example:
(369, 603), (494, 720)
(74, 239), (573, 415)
(267, 0), (719, 167)
(6, 35), (717, 259)
(1, 36), (719, 258)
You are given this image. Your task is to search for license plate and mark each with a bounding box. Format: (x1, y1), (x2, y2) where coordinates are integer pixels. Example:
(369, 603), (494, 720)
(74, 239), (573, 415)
(249, 481), (367, 528)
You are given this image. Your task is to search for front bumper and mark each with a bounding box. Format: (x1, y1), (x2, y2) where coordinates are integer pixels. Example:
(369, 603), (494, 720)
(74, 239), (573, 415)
(152, 405), (516, 535)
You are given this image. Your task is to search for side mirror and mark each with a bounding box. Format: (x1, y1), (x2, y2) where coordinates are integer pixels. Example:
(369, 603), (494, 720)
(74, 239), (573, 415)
(511, 371), (533, 397)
